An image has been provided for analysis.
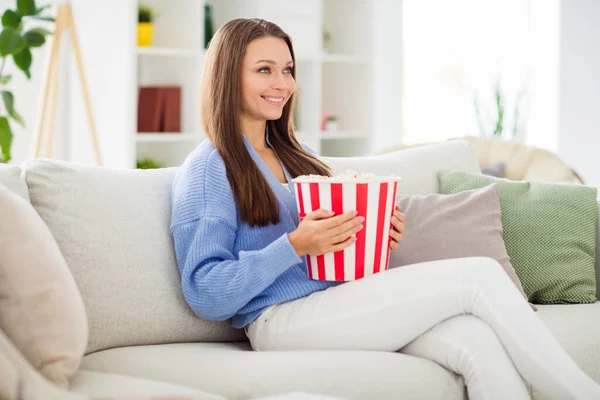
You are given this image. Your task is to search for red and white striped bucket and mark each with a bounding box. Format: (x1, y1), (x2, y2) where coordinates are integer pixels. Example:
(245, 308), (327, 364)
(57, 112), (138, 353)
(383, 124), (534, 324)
(292, 177), (400, 281)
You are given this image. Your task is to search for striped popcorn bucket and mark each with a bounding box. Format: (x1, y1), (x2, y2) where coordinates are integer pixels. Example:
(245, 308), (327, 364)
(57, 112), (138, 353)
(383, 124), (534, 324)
(292, 177), (400, 281)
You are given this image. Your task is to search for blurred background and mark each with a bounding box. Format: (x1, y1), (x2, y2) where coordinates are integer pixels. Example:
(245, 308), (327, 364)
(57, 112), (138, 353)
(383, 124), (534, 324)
(0, 0), (598, 186)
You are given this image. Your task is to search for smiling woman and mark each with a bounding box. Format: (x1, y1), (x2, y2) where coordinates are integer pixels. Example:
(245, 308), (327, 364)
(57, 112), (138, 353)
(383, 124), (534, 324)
(199, 18), (331, 227)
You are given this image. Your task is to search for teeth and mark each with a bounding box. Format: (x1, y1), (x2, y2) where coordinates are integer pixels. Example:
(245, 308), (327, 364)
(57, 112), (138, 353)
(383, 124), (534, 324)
(264, 97), (283, 103)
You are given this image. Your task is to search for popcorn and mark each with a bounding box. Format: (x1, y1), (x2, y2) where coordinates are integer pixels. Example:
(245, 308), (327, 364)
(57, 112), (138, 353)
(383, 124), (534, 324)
(291, 170), (401, 282)
(294, 169), (400, 183)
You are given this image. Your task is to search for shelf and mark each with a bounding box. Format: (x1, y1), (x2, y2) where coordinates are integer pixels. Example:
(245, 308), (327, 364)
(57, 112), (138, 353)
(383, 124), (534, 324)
(136, 47), (204, 58)
(136, 133), (204, 143)
(320, 131), (367, 140)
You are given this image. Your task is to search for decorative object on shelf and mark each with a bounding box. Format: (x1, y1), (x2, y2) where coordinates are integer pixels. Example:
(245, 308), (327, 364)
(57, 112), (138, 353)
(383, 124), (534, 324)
(31, 3), (102, 165)
(473, 78), (527, 141)
(323, 28), (332, 53)
(325, 116), (339, 133)
(0, 0), (54, 163)
(204, 3), (214, 49)
(136, 156), (165, 169)
(320, 112), (338, 133)
(137, 3), (154, 47)
(137, 85), (181, 133)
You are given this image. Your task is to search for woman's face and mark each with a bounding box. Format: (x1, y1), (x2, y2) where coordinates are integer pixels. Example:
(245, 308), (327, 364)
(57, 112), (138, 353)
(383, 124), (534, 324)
(240, 36), (296, 123)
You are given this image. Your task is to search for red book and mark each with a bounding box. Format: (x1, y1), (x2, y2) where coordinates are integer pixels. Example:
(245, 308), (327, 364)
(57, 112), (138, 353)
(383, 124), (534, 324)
(137, 87), (161, 132)
(160, 86), (181, 133)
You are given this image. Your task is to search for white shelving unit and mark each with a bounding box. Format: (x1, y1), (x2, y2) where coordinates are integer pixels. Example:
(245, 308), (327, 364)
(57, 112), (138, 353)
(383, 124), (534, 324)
(127, 0), (402, 168)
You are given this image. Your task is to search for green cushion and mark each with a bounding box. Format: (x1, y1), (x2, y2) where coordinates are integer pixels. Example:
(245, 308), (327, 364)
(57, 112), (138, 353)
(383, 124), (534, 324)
(438, 170), (597, 304)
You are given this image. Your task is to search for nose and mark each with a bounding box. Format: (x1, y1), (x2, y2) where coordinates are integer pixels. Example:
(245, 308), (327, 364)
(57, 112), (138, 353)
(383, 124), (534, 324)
(271, 72), (287, 92)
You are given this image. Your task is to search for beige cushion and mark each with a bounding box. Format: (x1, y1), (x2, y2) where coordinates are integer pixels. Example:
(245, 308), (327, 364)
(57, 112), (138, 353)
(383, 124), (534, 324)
(391, 184), (530, 305)
(1, 326), (222, 400)
(71, 370), (225, 400)
(21, 159), (245, 354)
(0, 163), (29, 201)
(0, 182), (88, 388)
(80, 342), (465, 400)
(324, 139), (481, 195)
(0, 328), (87, 400)
(533, 302), (600, 399)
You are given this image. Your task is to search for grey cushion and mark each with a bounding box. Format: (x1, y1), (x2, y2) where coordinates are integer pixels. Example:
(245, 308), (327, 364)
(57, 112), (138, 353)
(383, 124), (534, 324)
(0, 164), (29, 201)
(481, 162), (505, 178)
(80, 342), (465, 400)
(391, 184), (529, 304)
(21, 159), (245, 355)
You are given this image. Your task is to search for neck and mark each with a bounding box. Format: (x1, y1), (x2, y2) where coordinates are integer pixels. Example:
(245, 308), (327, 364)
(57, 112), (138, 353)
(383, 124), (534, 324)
(241, 115), (267, 150)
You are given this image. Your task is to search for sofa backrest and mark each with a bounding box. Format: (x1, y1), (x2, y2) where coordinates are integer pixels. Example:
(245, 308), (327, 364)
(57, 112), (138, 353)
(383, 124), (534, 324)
(19, 159), (246, 354)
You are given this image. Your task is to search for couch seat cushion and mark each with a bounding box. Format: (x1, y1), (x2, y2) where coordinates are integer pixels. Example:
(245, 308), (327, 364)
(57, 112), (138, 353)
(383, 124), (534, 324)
(80, 342), (465, 400)
(71, 370), (225, 399)
(533, 302), (600, 399)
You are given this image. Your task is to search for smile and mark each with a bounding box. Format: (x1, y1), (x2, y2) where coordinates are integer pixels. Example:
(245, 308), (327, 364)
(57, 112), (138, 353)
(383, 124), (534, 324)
(262, 96), (285, 106)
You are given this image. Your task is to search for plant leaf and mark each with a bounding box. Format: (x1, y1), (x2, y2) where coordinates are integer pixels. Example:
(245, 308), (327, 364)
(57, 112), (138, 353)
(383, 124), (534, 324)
(2, 91), (25, 127)
(0, 116), (13, 163)
(0, 28), (26, 57)
(0, 74), (12, 84)
(26, 15), (54, 22)
(2, 10), (21, 28)
(34, 4), (51, 15)
(23, 29), (45, 47)
(17, 0), (36, 16)
(13, 48), (32, 79)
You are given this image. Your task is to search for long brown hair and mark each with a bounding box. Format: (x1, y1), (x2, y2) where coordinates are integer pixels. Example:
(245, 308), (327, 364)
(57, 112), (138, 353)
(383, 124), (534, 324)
(201, 18), (331, 227)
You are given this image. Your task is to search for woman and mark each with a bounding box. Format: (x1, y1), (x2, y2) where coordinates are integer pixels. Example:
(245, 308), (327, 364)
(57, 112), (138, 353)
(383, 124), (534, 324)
(170, 18), (600, 400)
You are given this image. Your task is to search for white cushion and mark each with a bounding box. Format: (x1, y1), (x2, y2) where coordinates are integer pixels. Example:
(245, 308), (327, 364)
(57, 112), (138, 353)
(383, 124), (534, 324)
(0, 163), (29, 201)
(21, 159), (246, 355)
(322, 139), (481, 195)
(80, 342), (465, 400)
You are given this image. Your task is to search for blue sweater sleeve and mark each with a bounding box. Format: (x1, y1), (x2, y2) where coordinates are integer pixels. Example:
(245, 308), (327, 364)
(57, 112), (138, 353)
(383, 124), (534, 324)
(171, 217), (302, 321)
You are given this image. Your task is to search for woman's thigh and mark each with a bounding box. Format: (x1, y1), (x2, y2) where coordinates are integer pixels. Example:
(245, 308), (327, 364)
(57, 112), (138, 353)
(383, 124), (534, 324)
(247, 256), (515, 351)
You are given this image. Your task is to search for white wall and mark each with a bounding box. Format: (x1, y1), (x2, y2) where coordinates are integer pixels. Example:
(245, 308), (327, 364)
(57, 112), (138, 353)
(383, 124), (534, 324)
(558, 0), (600, 188)
(68, 0), (137, 167)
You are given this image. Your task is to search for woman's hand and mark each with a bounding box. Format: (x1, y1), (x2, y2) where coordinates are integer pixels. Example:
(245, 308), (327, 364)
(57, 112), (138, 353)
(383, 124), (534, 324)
(389, 204), (405, 251)
(288, 209), (364, 257)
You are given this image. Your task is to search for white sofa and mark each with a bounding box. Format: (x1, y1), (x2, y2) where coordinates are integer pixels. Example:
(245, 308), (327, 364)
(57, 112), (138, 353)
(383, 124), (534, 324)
(1, 140), (599, 400)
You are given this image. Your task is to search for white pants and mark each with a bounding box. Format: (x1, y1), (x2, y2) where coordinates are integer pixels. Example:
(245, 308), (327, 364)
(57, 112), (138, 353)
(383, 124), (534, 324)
(246, 257), (600, 400)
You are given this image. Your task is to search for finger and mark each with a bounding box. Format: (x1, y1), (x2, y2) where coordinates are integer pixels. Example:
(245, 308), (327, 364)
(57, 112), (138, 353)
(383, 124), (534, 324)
(395, 204), (401, 212)
(330, 221), (363, 243)
(321, 210), (357, 229)
(389, 228), (401, 243)
(329, 215), (364, 237)
(305, 209), (335, 220)
(391, 217), (405, 234)
(330, 235), (357, 253)
(390, 240), (399, 250)
(398, 212), (405, 223)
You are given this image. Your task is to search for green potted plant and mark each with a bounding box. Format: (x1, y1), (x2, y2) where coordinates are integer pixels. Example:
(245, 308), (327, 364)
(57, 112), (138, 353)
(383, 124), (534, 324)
(0, 0), (54, 163)
(137, 4), (154, 47)
(136, 156), (165, 169)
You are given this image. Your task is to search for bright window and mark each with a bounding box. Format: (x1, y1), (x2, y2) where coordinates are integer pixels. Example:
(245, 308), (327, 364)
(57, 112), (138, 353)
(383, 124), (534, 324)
(401, 0), (535, 145)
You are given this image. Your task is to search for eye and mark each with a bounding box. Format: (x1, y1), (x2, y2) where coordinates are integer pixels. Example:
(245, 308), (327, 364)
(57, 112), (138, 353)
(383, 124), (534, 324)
(258, 66), (270, 73)
(284, 67), (294, 74)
